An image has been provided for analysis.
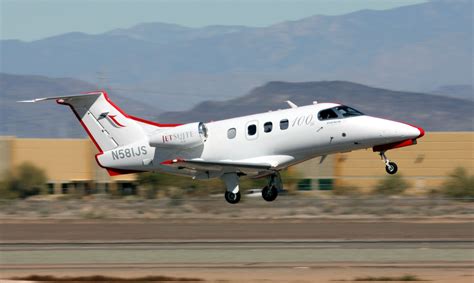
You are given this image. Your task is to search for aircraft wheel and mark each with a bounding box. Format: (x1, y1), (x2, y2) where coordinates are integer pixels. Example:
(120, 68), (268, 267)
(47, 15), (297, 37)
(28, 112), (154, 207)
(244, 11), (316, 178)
(385, 162), (398, 175)
(225, 191), (241, 204)
(262, 185), (278, 202)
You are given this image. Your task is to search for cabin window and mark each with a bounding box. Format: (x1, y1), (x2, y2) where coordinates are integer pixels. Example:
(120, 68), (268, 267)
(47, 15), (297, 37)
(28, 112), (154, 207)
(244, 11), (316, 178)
(247, 124), (257, 136)
(318, 109), (339, 120)
(264, 122), (273, 133)
(280, 119), (289, 130)
(227, 128), (236, 139)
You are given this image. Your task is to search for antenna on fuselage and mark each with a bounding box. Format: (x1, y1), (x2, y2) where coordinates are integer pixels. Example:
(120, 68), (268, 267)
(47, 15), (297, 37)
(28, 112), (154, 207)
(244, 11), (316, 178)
(286, 100), (298, 108)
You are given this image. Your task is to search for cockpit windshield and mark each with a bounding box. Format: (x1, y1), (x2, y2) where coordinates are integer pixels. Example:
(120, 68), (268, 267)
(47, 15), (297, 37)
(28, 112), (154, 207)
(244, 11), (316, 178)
(318, 105), (364, 121)
(334, 106), (364, 117)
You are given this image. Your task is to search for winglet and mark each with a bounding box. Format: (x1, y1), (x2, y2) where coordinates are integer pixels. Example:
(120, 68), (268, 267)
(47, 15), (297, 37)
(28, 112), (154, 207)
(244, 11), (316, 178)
(286, 100), (298, 108)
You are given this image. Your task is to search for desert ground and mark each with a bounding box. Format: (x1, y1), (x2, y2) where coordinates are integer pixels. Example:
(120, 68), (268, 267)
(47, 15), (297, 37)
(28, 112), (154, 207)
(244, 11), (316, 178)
(1, 198), (473, 282)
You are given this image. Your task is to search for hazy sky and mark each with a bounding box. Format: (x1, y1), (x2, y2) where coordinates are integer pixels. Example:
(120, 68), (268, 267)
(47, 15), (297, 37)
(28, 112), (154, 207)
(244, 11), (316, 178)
(1, 0), (427, 41)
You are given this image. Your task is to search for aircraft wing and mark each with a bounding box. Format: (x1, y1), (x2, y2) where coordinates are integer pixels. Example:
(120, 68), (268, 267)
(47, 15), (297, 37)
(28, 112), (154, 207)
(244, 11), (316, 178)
(160, 155), (294, 174)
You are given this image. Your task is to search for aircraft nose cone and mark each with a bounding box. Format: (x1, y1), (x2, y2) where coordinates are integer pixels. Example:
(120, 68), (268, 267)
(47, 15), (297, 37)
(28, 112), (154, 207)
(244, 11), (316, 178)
(380, 119), (425, 140)
(404, 123), (425, 139)
(416, 126), (425, 138)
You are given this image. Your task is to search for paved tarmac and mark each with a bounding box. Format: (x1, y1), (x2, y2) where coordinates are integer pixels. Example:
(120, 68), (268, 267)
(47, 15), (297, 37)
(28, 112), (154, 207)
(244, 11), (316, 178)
(1, 240), (473, 282)
(1, 219), (473, 242)
(1, 241), (473, 266)
(1, 220), (473, 282)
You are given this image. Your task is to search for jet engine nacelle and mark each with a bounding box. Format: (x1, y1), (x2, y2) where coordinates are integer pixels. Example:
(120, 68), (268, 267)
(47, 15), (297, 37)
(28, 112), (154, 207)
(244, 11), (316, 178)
(149, 122), (208, 148)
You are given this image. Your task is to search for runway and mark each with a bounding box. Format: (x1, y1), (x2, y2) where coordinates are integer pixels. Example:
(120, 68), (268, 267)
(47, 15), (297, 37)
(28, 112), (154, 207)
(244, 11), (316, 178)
(1, 240), (473, 282)
(1, 240), (473, 265)
(1, 220), (473, 282)
(1, 219), (473, 241)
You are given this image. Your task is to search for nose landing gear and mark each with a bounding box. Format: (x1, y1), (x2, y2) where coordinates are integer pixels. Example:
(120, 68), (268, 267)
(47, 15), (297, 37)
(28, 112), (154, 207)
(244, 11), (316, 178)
(380, 151), (398, 174)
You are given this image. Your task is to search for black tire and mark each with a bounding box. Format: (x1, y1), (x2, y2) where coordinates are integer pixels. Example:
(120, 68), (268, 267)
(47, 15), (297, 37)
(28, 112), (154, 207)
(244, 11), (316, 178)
(262, 185), (278, 202)
(225, 191), (241, 204)
(385, 162), (398, 175)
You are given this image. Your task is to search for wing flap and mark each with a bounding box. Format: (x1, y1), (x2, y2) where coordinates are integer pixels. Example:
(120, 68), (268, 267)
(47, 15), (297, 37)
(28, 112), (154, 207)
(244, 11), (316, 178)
(161, 158), (272, 171)
(160, 155), (294, 174)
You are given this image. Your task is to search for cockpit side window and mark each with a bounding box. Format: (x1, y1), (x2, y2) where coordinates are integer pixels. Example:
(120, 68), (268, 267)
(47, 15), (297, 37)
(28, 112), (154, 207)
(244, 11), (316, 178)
(318, 109), (339, 120)
(334, 106), (364, 117)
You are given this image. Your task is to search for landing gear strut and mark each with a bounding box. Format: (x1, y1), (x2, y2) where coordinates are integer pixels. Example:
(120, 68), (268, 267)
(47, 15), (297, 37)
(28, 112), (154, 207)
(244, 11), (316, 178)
(262, 172), (282, 202)
(380, 151), (398, 175)
(221, 173), (241, 204)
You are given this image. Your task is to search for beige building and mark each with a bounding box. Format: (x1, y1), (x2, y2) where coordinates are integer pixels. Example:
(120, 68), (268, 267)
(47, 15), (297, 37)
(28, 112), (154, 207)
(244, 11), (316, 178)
(0, 132), (472, 194)
(0, 137), (136, 194)
(292, 132), (473, 191)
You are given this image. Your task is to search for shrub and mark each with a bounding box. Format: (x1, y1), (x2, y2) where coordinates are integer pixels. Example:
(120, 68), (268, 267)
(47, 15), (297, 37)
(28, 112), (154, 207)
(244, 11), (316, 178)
(279, 169), (301, 193)
(333, 184), (360, 195)
(0, 162), (47, 199)
(136, 169), (301, 198)
(0, 180), (18, 199)
(137, 172), (162, 199)
(374, 174), (409, 195)
(441, 167), (474, 200)
(137, 172), (223, 198)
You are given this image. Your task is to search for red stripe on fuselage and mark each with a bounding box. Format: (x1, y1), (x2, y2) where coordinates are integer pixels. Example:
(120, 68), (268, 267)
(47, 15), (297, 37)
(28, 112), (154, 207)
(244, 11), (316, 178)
(373, 139), (416, 152)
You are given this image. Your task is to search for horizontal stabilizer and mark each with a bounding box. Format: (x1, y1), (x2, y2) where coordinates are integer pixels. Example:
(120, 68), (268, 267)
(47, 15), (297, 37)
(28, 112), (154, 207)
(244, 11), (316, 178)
(17, 92), (102, 103)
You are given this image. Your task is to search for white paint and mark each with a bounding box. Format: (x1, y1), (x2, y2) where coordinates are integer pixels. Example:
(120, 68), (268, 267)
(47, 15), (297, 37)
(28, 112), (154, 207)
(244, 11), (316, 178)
(23, 91), (424, 201)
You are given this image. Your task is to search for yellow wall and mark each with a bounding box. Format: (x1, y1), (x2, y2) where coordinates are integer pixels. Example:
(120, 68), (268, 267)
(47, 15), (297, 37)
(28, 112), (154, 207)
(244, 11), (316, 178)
(10, 138), (95, 181)
(334, 132), (473, 190)
(0, 137), (13, 179)
(0, 132), (472, 190)
(2, 137), (137, 183)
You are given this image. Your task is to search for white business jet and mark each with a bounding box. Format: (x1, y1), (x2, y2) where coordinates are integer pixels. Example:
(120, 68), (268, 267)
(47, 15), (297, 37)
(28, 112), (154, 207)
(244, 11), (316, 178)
(21, 91), (424, 204)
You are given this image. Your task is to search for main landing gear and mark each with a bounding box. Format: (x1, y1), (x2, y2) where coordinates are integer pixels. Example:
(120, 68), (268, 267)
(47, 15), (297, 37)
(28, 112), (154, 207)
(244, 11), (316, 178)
(224, 191), (241, 204)
(221, 171), (284, 204)
(380, 151), (398, 175)
(221, 173), (241, 204)
(261, 172), (282, 202)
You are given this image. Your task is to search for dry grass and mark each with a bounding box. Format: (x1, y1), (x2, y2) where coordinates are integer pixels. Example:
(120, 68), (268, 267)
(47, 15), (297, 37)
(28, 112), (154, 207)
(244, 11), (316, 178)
(351, 274), (426, 281)
(10, 275), (203, 282)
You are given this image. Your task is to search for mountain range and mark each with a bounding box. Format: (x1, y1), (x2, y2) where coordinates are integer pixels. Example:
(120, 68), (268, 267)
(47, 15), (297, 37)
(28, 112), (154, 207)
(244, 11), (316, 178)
(430, 84), (473, 101)
(158, 80), (473, 131)
(0, 73), (162, 138)
(1, 74), (472, 138)
(1, 0), (472, 110)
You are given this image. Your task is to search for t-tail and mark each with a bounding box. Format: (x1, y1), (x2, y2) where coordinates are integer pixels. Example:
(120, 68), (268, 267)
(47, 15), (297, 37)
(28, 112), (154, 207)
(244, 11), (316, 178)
(19, 91), (181, 175)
